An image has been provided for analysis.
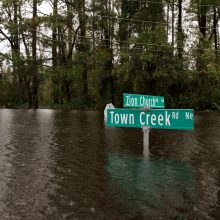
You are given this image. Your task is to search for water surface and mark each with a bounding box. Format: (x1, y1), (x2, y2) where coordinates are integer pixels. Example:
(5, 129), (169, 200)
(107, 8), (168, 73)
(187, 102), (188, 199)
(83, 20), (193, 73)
(0, 109), (220, 219)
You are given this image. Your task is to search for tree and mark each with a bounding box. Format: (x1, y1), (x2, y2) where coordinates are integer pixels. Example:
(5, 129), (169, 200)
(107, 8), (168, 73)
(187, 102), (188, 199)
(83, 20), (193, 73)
(31, 0), (38, 108)
(77, 0), (89, 104)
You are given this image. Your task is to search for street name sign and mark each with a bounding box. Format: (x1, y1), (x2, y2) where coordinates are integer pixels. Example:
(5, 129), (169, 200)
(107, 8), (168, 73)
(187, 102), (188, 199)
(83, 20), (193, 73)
(123, 93), (165, 108)
(107, 109), (194, 130)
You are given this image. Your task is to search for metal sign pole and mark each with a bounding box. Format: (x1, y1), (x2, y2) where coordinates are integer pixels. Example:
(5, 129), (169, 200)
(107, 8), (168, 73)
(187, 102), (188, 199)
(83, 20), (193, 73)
(142, 126), (150, 156)
(105, 93), (194, 157)
(104, 103), (115, 121)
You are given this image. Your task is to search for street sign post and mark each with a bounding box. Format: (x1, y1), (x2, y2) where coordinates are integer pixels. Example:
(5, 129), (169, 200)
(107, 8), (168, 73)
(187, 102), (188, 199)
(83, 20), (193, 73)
(123, 93), (165, 108)
(104, 103), (115, 121)
(105, 93), (194, 156)
(107, 108), (194, 130)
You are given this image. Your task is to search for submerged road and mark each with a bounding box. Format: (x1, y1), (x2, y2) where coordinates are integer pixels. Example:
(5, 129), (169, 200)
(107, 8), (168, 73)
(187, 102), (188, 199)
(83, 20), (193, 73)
(0, 109), (220, 219)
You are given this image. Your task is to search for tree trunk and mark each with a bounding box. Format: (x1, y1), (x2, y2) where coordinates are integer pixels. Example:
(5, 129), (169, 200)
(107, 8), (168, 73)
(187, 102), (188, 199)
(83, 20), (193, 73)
(171, 0), (175, 52)
(32, 0), (38, 109)
(177, 0), (183, 68)
(199, 2), (207, 38)
(52, 0), (58, 67)
(197, 0), (207, 74)
(197, 0), (208, 109)
(78, 0), (88, 100)
(213, 6), (218, 61)
(166, 3), (169, 38)
(12, 1), (21, 102)
(52, 0), (60, 104)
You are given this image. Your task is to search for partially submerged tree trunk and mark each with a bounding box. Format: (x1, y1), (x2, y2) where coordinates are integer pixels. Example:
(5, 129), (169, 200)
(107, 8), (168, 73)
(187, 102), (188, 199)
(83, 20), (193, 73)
(78, 0), (88, 102)
(32, 0), (38, 109)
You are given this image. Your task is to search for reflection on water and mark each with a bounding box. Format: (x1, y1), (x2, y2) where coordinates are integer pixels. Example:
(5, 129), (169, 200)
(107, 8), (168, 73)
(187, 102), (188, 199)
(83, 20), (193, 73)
(0, 110), (14, 214)
(0, 110), (56, 219)
(106, 152), (197, 219)
(0, 109), (220, 219)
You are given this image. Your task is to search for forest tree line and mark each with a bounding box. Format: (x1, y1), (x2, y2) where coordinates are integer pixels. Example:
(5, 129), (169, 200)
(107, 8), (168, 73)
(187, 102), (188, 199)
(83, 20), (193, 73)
(0, 0), (219, 110)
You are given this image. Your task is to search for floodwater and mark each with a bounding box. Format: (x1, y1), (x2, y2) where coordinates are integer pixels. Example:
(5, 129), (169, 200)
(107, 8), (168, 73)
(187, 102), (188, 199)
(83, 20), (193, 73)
(0, 109), (220, 220)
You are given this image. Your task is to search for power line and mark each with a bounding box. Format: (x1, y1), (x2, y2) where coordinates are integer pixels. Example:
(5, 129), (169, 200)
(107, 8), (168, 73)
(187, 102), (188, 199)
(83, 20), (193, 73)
(1, 7), (220, 30)
(2, 31), (220, 56)
(12, 28), (220, 53)
(1, 18), (219, 36)
(0, 34), (186, 56)
(126, 0), (220, 7)
(1, 24), (220, 54)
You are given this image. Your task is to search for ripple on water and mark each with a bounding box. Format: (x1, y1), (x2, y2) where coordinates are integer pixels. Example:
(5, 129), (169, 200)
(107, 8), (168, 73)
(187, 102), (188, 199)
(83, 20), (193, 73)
(0, 110), (219, 219)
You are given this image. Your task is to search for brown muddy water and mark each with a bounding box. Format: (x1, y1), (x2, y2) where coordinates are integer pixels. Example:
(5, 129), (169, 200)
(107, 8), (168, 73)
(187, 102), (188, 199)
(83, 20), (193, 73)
(0, 109), (220, 220)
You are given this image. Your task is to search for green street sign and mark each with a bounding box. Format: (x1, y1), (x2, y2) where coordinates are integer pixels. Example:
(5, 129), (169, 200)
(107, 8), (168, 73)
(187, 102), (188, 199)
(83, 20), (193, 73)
(123, 93), (165, 108)
(107, 109), (194, 130)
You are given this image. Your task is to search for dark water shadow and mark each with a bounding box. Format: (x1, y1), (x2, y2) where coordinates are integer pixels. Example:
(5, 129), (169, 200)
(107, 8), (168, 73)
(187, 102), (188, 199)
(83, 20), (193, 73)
(106, 152), (197, 220)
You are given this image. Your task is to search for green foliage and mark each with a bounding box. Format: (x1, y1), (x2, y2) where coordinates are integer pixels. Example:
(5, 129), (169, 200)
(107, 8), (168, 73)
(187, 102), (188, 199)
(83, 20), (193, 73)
(0, 0), (220, 110)
(0, 72), (19, 107)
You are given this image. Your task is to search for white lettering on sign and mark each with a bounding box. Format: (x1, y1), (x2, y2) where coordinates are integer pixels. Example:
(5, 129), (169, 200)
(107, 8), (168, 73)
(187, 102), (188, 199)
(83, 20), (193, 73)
(120, 114), (127, 124)
(165, 111), (171, 126)
(115, 114), (120, 124)
(158, 114), (164, 125)
(151, 114), (157, 125)
(126, 95), (138, 106)
(108, 108), (193, 130)
(146, 113), (151, 125)
(140, 96), (155, 107)
(139, 111), (171, 127)
(140, 112), (145, 125)
(110, 111), (135, 125)
(110, 111), (114, 124)
(185, 112), (193, 119)
(172, 111), (179, 119)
